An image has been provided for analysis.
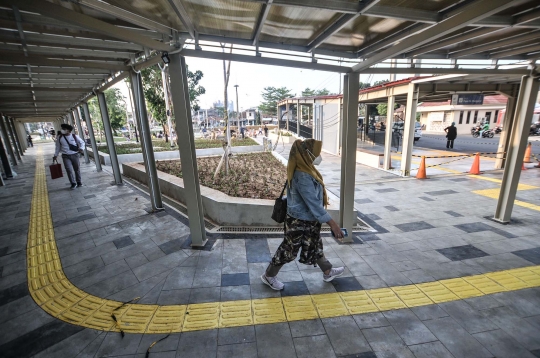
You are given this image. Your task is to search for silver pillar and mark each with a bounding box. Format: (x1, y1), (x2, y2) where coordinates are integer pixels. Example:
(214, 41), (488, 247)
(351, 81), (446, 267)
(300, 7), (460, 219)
(400, 84), (419, 176)
(383, 96), (395, 170)
(82, 102), (102, 172)
(15, 121), (27, 152)
(297, 100), (300, 137)
(494, 75), (540, 223)
(97, 91), (123, 185)
(0, 124), (13, 177)
(9, 118), (24, 156)
(73, 108), (90, 164)
(339, 73), (359, 243)
(6, 117), (21, 161)
(286, 102), (290, 131)
(129, 70), (163, 212)
(495, 96), (517, 169)
(0, 116), (17, 165)
(169, 54), (207, 247)
(67, 112), (74, 127)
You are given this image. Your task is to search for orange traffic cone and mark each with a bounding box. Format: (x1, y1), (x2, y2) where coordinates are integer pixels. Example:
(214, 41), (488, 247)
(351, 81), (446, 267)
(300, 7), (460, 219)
(469, 152), (481, 175)
(416, 156), (427, 179)
(524, 142), (532, 163)
(522, 163), (527, 171)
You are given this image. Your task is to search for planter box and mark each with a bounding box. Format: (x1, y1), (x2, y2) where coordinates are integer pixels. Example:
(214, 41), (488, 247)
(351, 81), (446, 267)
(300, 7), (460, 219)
(356, 149), (384, 168)
(122, 161), (355, 227)
(87, 145), (264, 169)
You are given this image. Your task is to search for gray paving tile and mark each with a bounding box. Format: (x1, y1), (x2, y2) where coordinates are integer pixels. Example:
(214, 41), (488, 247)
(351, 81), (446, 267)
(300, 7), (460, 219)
(483, 306), (540, 350)
(322, 316), (371, 356)
(382, 309), (438, 345)
(293, 334), (337, 358)
(352, 313), (390, 329)
(245, 238), (271, 263)
(112, 235), (134, 249)
(218, 326), (256, 345)
(250, 282), (281, 299)
(133, 251), (188, 282)
(395, 221), (435, 232)
(511, 247), (540, 264)
(361, 326), (407, 352)
(454, 222), (494, 233)
(125, 252), (149, 269)
(355, 199), (373, 204)
(289, 319), (326, 338)
(436, 244), (489, 261)
(330, 277), (363, 292)
(158, 238), (184, 255)
(408, 341), (454, 358)
(464, 295), (504, 311)
(256, 323), (296, 358)
(177, 329), (218, 357)
(411, 304), (449, 321)
(136, 333), (180, 354)
(192, 268), (222, 288)
(281, 280), (310, 297)
(217, 342), (257, 358)
(444, 210), (463, 217)
(71, 260), (131, 289)
(438, 300), (498, 334)
(384, 206), (399, 212)
(491, 289), (540, 318)
(425, 190), (458, 196)
(424, 316), (493, 358)
(220, 285), (251, 301)
(32, 329), (102, 358)
(189, 287), (221, 303)
(473, 329), (537, 358)
(0, 307), (56, 346)
(221, 273), (250, 287)
(64, 256), (104, 278)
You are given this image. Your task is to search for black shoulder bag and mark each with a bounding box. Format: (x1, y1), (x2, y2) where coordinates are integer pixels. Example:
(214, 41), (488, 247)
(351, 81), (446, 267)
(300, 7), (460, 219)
(62, 134), (80, 152)
(271, 181), (288, 223)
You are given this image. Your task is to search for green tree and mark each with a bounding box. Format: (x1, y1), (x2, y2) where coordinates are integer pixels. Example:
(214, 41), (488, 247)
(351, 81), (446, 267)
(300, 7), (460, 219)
(259, 87), (294, 116)
(373, 79), (389, 86)
(359, 82), (371, 89)
(376, 102), (399, 116)
(86, 88), (126, 138)
(301, 87), (330, 97)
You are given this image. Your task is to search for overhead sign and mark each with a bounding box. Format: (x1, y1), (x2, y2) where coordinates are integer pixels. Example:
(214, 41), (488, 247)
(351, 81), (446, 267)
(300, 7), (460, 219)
(452, 94), (484, 105)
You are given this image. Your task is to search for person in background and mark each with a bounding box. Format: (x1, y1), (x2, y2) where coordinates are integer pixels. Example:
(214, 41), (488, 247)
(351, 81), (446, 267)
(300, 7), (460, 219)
(263, 124), (269, 137)
(444, 122), (457, 149)
(53, 124), (85, 190)
(240, 125), (245, 139)
(27, 134), (33, 147)
(479, 120), (490, 138)
(261, 139), (345, 290)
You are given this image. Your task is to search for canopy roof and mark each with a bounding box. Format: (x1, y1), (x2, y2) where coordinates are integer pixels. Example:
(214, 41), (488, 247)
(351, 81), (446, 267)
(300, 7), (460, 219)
(0, 0), (539, 120)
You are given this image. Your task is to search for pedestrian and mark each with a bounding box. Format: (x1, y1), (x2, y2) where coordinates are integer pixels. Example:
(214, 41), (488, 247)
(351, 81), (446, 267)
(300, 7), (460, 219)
(444, 122), (457, 149)
(261, 139), (345, 290)
(53, 124), (85, 190)
(263, 124), (268, 137)
(479, 121), (489, 138)
(27, 134), (33, 147)
(240, 125), (245, 139)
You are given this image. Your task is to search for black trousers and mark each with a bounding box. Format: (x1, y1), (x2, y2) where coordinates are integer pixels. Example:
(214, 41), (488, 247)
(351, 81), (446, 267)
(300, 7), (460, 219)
(446, 139), (455, 148)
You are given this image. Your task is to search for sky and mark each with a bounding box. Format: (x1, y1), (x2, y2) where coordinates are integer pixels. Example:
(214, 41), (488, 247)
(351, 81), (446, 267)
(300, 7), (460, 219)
(114, 57), (410, 113)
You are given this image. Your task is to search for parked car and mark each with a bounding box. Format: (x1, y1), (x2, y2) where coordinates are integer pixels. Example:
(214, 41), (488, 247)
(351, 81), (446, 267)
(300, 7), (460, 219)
(391, 122), (422, 141)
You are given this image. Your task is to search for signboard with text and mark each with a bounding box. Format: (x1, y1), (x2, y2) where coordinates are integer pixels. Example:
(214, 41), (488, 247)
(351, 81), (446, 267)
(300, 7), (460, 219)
(452, 94), (484, 105)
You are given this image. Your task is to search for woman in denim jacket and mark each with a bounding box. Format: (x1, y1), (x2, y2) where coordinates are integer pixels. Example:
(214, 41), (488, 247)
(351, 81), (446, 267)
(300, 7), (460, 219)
(261, 139), (345, 290)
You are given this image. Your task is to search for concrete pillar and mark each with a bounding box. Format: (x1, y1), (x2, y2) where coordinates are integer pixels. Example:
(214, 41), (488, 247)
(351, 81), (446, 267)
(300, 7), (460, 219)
(82, 102), (102, 172)
(67, 112), (74, 127)
(129, 70), (163, 212)
(495, 96), (517, 169)
(8, 118), (24, 156)
(53, 119), (62, 134)
(494, 75), (540, 223)
(0, 116), (17, 165)
(384, 96), (395, 170)
(5, 117), (21, 161)
(73, 108), (90, 164)
(0, 124), (13, 177)
(97, 91), (123, 185)
(339, 73), (359, 243)
(14, 120), (27, 152)
(400, 84), (419, 176)
(285, 102), (290, 131)
(169, 54), (207, 247)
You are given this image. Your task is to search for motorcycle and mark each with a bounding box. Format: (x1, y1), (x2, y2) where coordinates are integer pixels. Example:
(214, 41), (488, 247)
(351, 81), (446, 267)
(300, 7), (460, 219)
(530, 124), (540, 136)
(472, 129), (494, 138)
(494, 126), (502, 134)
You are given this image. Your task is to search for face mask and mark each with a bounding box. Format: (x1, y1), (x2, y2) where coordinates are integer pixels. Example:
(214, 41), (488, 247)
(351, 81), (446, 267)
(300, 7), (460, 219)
(313, 155), (322, 166)
(60, 129), (67, 134)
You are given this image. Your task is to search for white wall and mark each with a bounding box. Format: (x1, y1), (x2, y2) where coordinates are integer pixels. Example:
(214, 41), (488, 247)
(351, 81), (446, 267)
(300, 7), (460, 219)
(419, 106), (504, 135)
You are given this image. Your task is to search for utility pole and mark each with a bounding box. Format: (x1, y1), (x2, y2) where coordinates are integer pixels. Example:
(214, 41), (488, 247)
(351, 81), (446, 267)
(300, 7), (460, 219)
(234, 84), (240, 128)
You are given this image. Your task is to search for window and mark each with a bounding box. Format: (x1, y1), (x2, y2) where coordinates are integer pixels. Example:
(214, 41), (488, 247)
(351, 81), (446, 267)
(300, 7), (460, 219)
(459, 111), (464, 124)
(485, 112), (491, 124)
(473, 111), (479, 124)
(494, 110), (499, 124)
(466, 111), (471, 124)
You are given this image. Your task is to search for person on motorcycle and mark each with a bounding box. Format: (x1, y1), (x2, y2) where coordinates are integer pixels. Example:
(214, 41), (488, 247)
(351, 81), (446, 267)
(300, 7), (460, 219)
(479, 121), (490, 138)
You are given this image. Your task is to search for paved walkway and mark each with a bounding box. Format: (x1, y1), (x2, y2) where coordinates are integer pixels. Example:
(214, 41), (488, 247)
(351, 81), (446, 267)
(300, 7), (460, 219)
(1, 142), (540, 357)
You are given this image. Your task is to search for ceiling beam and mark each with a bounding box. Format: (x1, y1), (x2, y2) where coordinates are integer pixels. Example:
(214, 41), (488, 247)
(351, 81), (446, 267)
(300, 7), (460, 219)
(0, 66), (111, 74)
(365, 5), (438, 23)
(0, 54), (130, 71)
(491, 43), (540, 58)
(0, 45), (135, 60)
(0, 99), (79, 103)
(307, 0), (380, 51)
(0, 85), (89, 92)
(166, 0), (196, 38)
(449, 30), (540, 57)
(0, 0), (170, 51)
(514, 8), (540, 24)
(352, 0), (523, 72)
(252, 0), (273, 46)
(357, 23), (430, 58)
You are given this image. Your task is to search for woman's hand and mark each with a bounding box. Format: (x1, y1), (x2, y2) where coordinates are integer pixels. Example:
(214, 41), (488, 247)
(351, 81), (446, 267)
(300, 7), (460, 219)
(327, 219), (344, 240)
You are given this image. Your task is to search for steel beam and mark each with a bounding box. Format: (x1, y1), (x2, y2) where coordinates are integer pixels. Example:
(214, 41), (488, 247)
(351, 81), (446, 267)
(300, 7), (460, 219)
(81, 102), (101, 172)
(129, 70), (163, 212)
(383, 95), (394, 170)
(8, 117), (24, 157)
(353, 0), (521, 72)
(357, 23), (431, 58)
(168, 53), (207, 247)
(400, 84), (418, 176)
(491, 43), (540, 59)
(0, 115), (17, 165)
(166, 0), (196, 38)
(73, 107), (89, 164)
(339, 72), (359, 243)
(450, 31), (540, 58)
(495, 96), (517, 169)
(96, 91), (122, 184)
(0, 121), (13, 177)
(14, 120), (27, 152)
(252, 0), (273, 46)
(4, 116), (21, 161)
(0, 0), (171, 51)
(494, 75), (539, 223)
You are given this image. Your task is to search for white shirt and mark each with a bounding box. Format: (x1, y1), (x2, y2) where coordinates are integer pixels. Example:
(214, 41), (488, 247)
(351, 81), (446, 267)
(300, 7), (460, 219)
(54, 133), (85, 156)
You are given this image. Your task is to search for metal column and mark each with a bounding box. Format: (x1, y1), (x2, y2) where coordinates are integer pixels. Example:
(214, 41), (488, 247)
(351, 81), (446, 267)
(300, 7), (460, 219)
(384, 96), (395, 170)
(0, 116), (17, 165)
(495, 96), (517, 169)
(400, 84), (419, 176)
(68, 112), (75, 127)
(82, 102), (102, 172)
(15, 121), (27, 152)
(5, 117), (21, 161)
(0, 124), (13, 177)
(97, 91), (123, 185)
(169, 54), (207, 247)
(339, 73), (359, 243)
(9, 118), (24, 157)
(286, 102), (290, 131)
(297, 100), (300, 137)
(494, 75), (540, 223)
(73, 108), (90, 164)
(130, 70), (163, 212)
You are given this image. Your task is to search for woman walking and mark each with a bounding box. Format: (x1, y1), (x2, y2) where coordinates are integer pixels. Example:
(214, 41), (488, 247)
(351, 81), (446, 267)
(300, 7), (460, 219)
(261, 139), (345, 290)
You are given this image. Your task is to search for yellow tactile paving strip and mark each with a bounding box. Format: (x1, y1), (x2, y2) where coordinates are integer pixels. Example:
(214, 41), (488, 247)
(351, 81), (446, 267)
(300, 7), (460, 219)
(27, 153), (540, 334)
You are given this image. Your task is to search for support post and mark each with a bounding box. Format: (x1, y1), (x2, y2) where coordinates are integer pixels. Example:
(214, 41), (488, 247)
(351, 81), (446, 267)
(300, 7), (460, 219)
(68, 112), (74, 127)
(82, 102), (102, 172)
(400, 84), (419, 176)
(169, 54), (207, 247)
(384, 96), (395, 170)
(5, 117), (21, 161)
(297, 101), (300, 137)
(286, 102), (290, 131)
(96, 91), (123, 185)
(0, 115), (17, 165)
(494, 75), (540, 223)
(129, 70), (163, 212)
(0, 124), (13, 177)
(495, 96), (517, 169)
(73, 107), (90, 164)
(339, 73), (359, 243)
(9, 118), (24, 156)
(15, 121), (27, 152)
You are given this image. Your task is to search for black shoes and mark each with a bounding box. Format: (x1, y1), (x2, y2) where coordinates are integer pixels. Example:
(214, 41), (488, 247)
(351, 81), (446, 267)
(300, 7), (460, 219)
(70, 183), (77, 190)
(77, 183), (83, 187)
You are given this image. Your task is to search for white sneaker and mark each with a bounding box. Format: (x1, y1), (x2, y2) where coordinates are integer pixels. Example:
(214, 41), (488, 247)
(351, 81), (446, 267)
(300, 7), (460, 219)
(323, 267), (345, 282)
(261, 274), (284, 291)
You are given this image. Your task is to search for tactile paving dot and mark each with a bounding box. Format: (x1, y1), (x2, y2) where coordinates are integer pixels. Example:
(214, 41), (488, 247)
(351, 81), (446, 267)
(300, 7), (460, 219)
(282, 295), (319, 321)
(252, 298), (286, 324)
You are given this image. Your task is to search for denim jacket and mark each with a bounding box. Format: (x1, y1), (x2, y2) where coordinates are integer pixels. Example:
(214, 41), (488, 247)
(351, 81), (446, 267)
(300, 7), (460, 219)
(286, 170), (332, 224)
